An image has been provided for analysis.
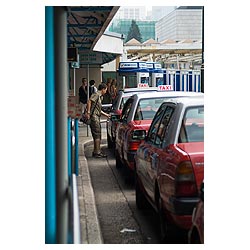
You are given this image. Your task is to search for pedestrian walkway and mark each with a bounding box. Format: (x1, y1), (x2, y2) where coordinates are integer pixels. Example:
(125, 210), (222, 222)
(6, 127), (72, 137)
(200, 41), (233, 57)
(76, 122), (107, 244)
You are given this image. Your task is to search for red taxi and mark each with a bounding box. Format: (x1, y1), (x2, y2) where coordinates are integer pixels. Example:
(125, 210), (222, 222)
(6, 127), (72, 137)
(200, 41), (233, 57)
(134, 96), (204, 242)
(188, 181), (204, 244)
(115, 91), (203, 172)
(106, 87), (158, 148)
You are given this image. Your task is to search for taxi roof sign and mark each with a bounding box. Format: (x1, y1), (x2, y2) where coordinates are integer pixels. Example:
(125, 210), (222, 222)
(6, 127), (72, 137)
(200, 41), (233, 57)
(158, 85), (173, 91)
(138, 83), (149, 88)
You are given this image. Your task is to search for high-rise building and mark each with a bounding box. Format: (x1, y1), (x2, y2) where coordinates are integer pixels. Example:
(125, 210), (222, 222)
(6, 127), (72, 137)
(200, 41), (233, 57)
(151, 6), (176, 21)
(114, 6), (146, 20)
(155, 6), (202, 42)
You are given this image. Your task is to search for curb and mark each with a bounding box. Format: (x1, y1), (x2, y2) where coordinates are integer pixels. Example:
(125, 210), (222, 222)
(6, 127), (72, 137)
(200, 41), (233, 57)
(78, 139), (104, 244)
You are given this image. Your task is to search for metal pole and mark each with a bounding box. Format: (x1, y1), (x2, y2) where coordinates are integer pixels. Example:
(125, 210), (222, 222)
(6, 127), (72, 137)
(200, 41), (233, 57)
(45, 6), (56, 244)
(54, 6), (69, 244)
(73, 68), (76, 96)
(75, 119), (79, 176)
(72, 174), (81, 243)
(201, 6), (204, 93)
(87, 64), (90, 136)
(68, 117), (72, 177)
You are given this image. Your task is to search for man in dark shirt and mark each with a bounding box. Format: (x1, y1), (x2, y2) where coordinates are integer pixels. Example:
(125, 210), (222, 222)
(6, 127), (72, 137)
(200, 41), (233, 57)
(79, 77), (88, 114)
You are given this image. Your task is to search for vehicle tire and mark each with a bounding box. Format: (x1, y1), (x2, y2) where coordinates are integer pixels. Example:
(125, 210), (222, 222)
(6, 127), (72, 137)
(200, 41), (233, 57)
(115, 149), (123, 169)
(189, 229), (201, 244)
(107, 132), (113, 149)
(158, 195), (178, 243)
(135, 173), (148, 209)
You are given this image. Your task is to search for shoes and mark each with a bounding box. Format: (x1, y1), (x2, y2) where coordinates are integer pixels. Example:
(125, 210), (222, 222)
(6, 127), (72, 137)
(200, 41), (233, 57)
(92, 151), (107, 158)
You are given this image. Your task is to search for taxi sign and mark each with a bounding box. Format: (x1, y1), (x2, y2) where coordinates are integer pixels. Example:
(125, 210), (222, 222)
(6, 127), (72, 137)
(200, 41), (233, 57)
(158, 85), (173, 91)
(138, 83), (149, 88)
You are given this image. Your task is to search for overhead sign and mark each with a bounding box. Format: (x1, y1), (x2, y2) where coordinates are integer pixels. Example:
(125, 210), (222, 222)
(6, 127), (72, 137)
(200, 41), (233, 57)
(119, 62), (147, 69)
(158, 85), (173, 91)
(154, 63), (162, 69)
(120, 62), (138, 68)
(79, 52), (103, 64)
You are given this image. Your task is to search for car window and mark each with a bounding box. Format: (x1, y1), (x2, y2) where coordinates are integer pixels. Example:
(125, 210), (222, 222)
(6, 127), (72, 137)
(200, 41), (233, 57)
(112, 95), (119, 110)
(121, 98), (133, 122)
(178, 106), (204, 143)
(119, 96), (130, 110)
(155, 106), (175, 147)
(134, 97), (169, 121)
(147, 104), (166, 144)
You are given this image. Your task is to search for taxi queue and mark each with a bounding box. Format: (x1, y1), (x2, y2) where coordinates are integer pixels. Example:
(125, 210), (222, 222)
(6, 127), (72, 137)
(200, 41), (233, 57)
(105, 86), (204, 243)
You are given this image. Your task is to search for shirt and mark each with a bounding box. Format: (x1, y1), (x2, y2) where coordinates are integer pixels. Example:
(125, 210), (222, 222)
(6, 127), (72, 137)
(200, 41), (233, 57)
(90, 91), (103, 117)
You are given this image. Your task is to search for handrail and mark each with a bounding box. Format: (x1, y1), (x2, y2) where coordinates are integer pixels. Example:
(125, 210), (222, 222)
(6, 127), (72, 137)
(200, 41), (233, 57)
(72, 174), (81, 243)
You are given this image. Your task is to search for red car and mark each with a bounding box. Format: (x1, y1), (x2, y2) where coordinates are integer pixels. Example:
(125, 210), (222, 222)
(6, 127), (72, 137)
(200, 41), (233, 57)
(188, 181), (204, 244)
(106, 87), (158, 149)
(115, 91), (203, 172)
(134, 96), (204, 242)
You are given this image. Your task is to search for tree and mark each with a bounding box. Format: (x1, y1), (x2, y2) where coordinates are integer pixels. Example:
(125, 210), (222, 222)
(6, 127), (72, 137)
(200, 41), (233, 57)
(126, 20), (142, 43)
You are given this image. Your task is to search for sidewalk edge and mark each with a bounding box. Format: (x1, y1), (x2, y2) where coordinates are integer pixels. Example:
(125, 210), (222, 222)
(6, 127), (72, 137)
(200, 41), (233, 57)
(78, 139), (104, 244)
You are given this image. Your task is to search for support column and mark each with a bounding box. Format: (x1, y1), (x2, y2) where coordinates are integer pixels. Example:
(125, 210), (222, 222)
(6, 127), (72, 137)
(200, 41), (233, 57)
(45, 6), (56, 244)
(54, 6), (69, 244)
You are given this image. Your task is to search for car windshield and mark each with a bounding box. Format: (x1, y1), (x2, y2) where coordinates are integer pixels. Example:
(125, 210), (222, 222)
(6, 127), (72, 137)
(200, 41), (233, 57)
(134, 98), (168, 120)
(179, 106), (204, 142)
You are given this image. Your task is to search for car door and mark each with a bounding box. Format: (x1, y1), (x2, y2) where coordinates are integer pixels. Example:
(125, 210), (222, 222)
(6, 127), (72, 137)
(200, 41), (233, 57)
(146, 105), (176, 202)
(116, 98), (133, 158)
(151, 105), (176, 203)
(137, 104), (167, 201)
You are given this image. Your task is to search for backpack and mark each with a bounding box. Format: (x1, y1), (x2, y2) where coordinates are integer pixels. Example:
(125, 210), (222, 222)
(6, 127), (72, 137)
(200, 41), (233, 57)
(89, 86), (94, 97)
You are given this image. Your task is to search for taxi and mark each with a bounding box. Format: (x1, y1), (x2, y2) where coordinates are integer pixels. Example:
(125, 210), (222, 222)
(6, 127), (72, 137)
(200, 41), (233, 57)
(106, 87), (158, 148)
(188, 181), (204, 244)
(115, 90), (203, 172)
(134, 96), (204, 242)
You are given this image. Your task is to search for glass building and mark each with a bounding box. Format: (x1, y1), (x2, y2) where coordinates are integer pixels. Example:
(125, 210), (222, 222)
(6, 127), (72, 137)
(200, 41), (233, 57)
(109, 19), (156, 43)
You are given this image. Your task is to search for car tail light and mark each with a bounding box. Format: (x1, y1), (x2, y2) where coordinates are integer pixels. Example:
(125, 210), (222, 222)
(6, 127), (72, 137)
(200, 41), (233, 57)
(127, 130), (146, 151)
(175, 161), (198, 197)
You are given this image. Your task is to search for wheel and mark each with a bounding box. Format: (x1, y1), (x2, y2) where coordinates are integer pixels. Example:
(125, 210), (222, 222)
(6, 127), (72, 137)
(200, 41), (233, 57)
(158, 195), (178, 243)
(135, 174), (148, 209)
(115, 149), (123, 168)
(107, 132), (113, 149)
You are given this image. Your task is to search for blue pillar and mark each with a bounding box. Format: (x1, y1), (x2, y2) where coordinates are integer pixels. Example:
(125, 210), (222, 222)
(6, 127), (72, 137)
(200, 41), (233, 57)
(45, 6), (56, 244)
(68, 117), (72, 178)
(75, 119), (79, 176)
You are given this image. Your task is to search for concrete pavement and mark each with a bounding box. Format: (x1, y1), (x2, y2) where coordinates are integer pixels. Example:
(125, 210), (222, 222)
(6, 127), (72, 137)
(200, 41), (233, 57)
(76, 121), (107, 244)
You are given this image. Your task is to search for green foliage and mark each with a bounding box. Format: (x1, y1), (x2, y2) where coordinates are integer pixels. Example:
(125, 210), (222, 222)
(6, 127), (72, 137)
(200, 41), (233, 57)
(126, 20), (142, 43)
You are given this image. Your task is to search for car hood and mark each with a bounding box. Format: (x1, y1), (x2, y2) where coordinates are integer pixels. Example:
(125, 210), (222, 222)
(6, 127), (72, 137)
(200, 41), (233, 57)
(176, 142), (204, 188)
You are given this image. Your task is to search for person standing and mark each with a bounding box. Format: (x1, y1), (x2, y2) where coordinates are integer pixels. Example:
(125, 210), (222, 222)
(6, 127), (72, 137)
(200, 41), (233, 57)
(110, 78), (117, 101)
(79, 77), (88, 114)
(89, 79), (97, 97)
(85, 83), (110, 158)
(102, 78), (112, 104)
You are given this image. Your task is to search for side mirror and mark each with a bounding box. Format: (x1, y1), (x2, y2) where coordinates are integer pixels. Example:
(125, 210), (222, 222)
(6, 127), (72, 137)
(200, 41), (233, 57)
(110, 114), (120, 122)
(132, 130), (146, 140)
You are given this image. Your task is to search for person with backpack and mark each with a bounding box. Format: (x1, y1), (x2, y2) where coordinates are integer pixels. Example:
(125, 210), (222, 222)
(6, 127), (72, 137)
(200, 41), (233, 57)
(79, 77), (88, 114)
(89, 79), (97, 97)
